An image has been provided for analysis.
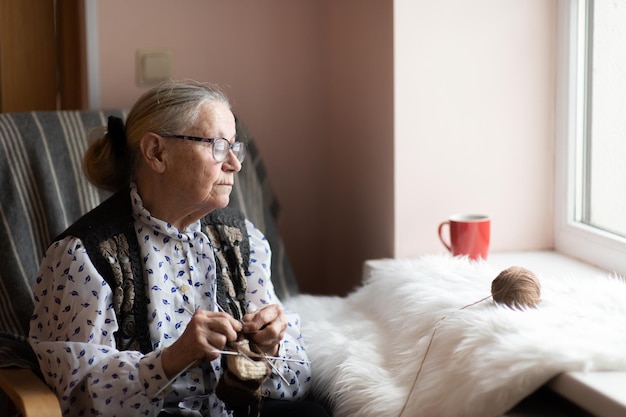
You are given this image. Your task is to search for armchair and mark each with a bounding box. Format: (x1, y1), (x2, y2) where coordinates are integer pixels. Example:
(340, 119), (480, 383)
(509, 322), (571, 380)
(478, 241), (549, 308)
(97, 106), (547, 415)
(0, 109), (298, 416)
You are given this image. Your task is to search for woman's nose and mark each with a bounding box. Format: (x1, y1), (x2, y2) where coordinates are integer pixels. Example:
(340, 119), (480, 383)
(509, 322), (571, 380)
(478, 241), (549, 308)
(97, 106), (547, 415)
(222, 150), (242, 172)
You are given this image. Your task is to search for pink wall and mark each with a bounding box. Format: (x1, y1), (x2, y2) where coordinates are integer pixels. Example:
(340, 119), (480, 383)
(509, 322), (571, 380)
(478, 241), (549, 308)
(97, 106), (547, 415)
(95, 0), (555, 295)
(96, 1), (393, 295)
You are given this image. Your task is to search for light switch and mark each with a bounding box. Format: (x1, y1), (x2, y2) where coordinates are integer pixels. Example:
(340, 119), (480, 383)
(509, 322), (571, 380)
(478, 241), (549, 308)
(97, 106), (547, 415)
(136, 49), (172, 86)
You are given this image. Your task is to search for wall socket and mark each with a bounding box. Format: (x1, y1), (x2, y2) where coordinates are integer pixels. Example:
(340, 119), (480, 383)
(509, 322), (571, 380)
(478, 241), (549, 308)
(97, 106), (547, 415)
(136, 49), (172, 86)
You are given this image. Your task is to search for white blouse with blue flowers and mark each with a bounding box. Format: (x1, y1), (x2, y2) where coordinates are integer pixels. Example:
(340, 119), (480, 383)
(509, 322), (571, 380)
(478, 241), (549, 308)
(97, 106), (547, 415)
(29, 186), (311, 417)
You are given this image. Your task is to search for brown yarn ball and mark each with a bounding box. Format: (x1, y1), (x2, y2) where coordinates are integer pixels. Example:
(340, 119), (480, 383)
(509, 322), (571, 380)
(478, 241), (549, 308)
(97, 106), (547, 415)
(491, 266), (541, 309)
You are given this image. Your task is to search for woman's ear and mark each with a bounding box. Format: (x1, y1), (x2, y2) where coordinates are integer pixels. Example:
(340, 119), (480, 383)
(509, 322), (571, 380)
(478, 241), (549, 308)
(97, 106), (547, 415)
(139, 132), (167, 173)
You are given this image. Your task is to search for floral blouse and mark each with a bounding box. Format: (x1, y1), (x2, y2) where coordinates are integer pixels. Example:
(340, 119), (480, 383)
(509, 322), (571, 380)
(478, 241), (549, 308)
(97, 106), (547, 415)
(29, 186), (311, 417)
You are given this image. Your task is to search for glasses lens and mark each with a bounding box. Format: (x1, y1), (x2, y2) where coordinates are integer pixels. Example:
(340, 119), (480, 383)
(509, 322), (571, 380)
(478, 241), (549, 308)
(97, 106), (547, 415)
(212, 139), (246, 163)
(212, 139), (229, 162)
(233, 142), (246, 163)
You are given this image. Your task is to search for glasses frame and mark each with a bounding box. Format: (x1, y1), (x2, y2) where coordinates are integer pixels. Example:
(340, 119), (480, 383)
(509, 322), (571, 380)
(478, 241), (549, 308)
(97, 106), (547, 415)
(164, 134), (246, 163)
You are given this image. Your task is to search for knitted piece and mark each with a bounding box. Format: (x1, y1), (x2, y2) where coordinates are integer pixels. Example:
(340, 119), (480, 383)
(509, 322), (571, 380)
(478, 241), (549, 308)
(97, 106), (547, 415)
(216, 336), (270, 413)
(226, 338), (270, 380)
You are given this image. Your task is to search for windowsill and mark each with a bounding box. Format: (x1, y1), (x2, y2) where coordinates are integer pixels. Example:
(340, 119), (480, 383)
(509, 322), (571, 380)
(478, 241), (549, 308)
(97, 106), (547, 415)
(547, 372), (626, 417)
(488, 250), (608, 278)
(489, 250), (626, 417)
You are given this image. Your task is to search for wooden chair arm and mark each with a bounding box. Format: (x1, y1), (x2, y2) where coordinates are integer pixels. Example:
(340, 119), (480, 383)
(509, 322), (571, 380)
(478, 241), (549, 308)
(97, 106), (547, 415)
(0, 368), (61, 417)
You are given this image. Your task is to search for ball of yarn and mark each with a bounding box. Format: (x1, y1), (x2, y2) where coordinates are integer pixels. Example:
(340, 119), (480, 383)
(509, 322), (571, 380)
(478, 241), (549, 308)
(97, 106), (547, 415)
(491, 266), (541, 309)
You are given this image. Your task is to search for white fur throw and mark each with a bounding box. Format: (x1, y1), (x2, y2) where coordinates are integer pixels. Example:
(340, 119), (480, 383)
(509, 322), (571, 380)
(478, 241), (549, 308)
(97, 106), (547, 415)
(284, 254), (626, 417)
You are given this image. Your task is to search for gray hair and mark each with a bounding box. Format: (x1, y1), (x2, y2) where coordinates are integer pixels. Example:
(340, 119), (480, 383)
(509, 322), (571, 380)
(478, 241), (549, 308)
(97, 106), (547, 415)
(83, 79), (231, 192)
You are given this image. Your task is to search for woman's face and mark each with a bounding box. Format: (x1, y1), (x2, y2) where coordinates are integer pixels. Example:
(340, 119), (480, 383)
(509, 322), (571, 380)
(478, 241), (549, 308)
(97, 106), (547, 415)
(161, 100), (239, 221)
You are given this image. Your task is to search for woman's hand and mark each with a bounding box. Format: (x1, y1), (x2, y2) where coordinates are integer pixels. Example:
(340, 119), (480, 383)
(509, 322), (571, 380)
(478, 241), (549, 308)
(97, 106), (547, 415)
(161, 310), (242, 379)
(241, 304), (287, 356)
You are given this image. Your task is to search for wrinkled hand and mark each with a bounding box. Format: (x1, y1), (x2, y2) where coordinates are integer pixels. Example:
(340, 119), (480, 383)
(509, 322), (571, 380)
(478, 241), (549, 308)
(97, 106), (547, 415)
(242, 304), (287, 355)
(162, 310), (242, 379)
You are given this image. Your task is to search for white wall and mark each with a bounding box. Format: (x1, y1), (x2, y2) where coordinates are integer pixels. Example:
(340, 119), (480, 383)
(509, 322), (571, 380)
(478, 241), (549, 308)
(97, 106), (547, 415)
(394, 0), (557, 258)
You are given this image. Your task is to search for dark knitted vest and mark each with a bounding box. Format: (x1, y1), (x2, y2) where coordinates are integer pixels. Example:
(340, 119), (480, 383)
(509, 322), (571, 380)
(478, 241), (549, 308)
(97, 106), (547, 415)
(56, 189), (250, 354)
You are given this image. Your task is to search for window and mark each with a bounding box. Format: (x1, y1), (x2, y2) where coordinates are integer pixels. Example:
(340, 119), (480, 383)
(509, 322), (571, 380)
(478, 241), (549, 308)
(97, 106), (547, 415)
(555, 0), (626, 275)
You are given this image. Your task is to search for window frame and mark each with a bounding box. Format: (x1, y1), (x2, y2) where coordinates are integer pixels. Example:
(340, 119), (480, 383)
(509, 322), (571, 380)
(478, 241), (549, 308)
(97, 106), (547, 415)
(554, 0), (626, 275)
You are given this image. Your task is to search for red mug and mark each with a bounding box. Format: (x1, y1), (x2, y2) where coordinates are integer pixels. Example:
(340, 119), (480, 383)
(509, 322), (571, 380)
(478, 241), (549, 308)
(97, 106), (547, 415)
(438, 214), (490, 260)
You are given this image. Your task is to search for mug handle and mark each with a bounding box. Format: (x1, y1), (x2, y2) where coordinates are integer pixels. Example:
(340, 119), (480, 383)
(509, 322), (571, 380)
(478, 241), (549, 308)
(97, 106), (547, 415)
(438, 221), (452, 253)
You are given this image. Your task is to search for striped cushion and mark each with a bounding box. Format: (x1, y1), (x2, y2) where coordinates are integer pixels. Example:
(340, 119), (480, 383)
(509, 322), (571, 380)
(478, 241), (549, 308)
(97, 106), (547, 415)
(0, 110), (297, 369)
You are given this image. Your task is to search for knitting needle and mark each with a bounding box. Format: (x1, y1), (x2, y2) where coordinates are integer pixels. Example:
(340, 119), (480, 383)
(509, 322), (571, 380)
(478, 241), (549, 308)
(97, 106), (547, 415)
(187, 305), (311, 363)
(174, 303), (304, 389)
(214, 304), (310, 387)
(152, 349), (255, 398)
(216, 349), (310, 364)
(264, 353), (291, 385)
(154, 360), (196, 397)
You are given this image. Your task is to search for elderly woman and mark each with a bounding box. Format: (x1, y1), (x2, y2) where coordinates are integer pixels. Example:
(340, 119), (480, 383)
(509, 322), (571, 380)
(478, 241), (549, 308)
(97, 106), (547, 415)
(29, 80), (326, 417)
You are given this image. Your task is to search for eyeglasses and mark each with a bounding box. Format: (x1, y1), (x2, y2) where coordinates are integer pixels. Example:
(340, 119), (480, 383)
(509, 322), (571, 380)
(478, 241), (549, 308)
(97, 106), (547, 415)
(165, 135), (247, 163)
